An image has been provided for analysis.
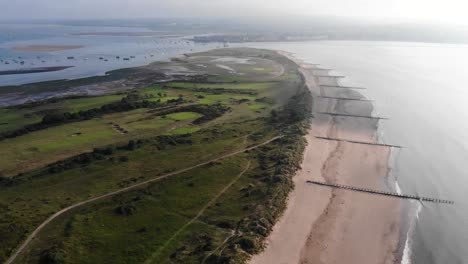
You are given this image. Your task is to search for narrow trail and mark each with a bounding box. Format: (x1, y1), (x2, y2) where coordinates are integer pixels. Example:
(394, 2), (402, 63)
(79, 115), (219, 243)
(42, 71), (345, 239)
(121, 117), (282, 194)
(5, 137), (281, 264)
(202, 230), (237, 264)
(144, 161), (252, 264)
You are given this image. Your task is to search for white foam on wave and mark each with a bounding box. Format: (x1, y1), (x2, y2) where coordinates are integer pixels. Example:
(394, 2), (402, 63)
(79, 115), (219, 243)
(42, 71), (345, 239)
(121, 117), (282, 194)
(395, 180), (402, 195)
(386, 147), (417, 264)
(401, 201), (423, 264)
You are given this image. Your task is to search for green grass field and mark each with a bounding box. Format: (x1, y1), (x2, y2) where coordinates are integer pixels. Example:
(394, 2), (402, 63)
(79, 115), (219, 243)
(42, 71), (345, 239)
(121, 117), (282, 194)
(167, 82), (275, 90)
(248, 103), (270, 111)
(0, 83), (279, 177)
(166, 112), (203, 121)
(166, 126), (201, 135)
(0, 108), (183, 176)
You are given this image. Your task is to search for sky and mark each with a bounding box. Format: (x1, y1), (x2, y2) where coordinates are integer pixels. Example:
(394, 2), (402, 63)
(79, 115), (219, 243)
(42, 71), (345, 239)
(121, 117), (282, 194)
(2, 0), (468, 25)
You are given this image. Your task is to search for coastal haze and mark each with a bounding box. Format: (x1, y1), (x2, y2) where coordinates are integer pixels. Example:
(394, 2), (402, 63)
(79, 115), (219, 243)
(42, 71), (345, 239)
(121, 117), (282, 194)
(1, 1), (467, 264)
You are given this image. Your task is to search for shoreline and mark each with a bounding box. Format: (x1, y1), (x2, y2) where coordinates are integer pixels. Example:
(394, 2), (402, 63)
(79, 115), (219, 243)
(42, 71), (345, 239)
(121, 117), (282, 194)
(251, 52), (402, 264)
(0, 66), (74, 75)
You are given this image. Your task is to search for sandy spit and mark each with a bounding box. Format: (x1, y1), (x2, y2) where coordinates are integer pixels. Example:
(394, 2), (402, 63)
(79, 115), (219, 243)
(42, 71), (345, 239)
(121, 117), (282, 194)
(13, 45), (84, 52)
(250, 53), (401, 264)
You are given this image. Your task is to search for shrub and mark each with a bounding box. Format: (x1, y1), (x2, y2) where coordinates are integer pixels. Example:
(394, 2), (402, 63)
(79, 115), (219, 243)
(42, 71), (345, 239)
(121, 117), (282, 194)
(237, 237), (257, 253)
(119, 156), (129, 162)
(115, 204), (136, 216)
(40, 245), (66, 264)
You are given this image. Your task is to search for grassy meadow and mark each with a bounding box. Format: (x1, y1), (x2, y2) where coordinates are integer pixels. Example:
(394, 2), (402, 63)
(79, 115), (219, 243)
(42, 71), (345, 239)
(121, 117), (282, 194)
(0, 48), (312, 263)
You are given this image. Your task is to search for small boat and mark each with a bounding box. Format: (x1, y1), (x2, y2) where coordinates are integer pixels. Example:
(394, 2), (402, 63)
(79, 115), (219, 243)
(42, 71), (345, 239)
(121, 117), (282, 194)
(67, 56), (75, 60)
(123, 58), (130, 61)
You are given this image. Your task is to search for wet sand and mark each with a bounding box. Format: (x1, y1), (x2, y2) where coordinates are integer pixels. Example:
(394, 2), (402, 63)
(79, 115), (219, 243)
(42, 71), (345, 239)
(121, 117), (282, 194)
(250, 55), (401, 264)
(13, 45), (84, 52)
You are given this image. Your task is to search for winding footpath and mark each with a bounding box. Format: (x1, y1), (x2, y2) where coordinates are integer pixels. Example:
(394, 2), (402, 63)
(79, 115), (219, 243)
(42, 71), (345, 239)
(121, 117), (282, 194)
(6, 137), (282, 264)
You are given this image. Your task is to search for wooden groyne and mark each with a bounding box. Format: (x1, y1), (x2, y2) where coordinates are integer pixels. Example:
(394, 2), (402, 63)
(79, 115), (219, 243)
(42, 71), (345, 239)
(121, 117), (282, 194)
(306, 180), (454, 204)
(315, 136), (403, 148)
(320, 85), (367, 90)
(318, 96), (373, 102)
(318, 112), (389, 120)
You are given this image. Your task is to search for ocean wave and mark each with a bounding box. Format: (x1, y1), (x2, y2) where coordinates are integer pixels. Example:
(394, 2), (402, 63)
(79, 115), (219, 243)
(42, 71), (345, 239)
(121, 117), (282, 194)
(401, 201), (423, 264)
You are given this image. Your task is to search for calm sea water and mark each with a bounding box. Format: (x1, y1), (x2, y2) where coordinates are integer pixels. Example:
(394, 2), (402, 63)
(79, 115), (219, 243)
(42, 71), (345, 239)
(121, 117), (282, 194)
(0, 23), (220, 85)
(237, 41), (468, 264)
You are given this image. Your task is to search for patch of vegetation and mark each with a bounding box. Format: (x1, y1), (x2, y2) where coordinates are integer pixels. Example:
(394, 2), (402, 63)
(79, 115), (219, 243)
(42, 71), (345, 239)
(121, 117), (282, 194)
(166, 112), (203, 121)
(166, 127), (201, 135)
(153, 104), (230, 125)
(248, 103), (270, 111)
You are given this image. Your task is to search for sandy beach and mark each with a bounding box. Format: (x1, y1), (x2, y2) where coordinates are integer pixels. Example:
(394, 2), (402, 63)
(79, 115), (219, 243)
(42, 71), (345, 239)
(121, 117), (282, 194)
(13, 45), (84, 52)
(250, 54), (401, 264)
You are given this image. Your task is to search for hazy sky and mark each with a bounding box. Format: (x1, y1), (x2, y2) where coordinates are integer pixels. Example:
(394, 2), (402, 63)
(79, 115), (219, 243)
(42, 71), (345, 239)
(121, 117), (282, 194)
(2, 0), (468, 25)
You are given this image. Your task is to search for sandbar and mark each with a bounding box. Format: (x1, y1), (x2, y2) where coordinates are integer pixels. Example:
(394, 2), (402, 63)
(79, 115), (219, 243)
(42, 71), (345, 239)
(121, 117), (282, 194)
(13, 45), (84, 52)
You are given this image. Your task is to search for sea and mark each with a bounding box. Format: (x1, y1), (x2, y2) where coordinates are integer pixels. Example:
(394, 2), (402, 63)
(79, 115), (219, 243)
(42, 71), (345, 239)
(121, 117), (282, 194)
(0, 23), (466, 263)
(238, 41), (468, 264)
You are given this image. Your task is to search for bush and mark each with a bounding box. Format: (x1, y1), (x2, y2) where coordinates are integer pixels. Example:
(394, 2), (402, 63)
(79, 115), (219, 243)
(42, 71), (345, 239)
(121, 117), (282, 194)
(115, 204), (136, 216)
(237, 237), (257, 253)
(205, 254), (231, 264)
(40, 245), (66, 264)
(119, 156), (129, 162)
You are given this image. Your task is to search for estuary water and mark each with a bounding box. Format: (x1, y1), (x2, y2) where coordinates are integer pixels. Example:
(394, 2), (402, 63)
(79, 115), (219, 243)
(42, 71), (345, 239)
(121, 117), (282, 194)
(0, 23), (219, 86)
(238, 41), (468, 264)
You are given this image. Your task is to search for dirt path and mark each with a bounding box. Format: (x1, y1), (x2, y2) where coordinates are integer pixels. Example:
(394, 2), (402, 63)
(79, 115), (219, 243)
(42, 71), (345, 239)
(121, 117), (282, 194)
(144, 161), (251, 264)
(6, 138), (281, 264)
